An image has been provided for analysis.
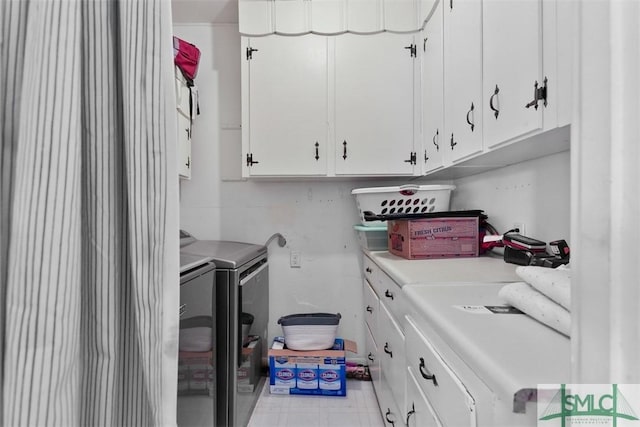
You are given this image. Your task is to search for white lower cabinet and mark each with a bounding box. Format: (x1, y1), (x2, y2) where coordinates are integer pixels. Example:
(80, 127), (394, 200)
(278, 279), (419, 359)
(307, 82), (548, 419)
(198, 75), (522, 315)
(379, 303), (406, 415)
(365, 321), (381, 396)
(406, 366), (442, 427)
(405, 315), (477, 427)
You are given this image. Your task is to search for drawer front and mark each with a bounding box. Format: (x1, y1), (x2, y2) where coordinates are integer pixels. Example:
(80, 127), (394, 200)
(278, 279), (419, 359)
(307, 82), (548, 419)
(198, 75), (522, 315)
(365, 321), (381, 394)
(407, 366), (442, 427)
(363, 254), (378, 286)
(405, 315), (477, 427)
(364, 280), (379, 339)
(380, 303), (406, 413)
(376, 269), (408, 331)
(377, 375), (403, 427)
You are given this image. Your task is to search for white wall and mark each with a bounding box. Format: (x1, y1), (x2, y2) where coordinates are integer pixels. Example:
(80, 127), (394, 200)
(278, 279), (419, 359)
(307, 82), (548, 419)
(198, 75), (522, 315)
(176, 23), (571, 360)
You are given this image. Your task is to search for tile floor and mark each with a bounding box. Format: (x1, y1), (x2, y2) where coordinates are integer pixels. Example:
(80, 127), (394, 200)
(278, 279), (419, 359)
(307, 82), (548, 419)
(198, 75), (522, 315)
(247, 379), (385, 427)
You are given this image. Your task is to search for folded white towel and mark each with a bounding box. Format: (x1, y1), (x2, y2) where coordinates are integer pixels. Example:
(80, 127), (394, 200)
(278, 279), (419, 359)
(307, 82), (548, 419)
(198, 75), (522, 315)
(499, 282), (570, 337)
(515, 265), (571, 310)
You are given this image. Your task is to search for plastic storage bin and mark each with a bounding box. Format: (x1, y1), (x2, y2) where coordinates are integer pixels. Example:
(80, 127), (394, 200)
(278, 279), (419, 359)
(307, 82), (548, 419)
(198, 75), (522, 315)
(354, 224), (388, 251)
(351, 184), (456, 227)
(277, 313), (341, 351)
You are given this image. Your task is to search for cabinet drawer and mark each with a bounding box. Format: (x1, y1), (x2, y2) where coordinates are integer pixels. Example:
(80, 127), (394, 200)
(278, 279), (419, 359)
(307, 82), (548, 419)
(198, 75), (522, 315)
(364, 280), (379, 340)
(363, 254), (378, 285)
(406, 366), (442, 427)
(405, 315), (477, 427)
(380, 303), (406, 413)
(365, 321), (381, 394)
(376, 269), (408, 330)
(377, 375), (403, 427)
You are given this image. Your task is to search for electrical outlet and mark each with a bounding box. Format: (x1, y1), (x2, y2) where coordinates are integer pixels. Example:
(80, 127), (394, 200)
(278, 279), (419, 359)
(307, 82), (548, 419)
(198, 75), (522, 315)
(512, 222), (526, 236)
(290, 250), (301, 268)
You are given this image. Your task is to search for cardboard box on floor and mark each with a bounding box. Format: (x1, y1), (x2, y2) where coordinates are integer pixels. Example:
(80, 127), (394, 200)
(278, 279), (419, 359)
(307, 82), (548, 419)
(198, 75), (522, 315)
(268, 338), (357, 396)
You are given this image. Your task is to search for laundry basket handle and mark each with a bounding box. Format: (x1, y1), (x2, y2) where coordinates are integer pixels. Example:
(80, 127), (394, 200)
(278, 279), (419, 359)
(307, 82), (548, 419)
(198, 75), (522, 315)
(398, 184), (420, 196)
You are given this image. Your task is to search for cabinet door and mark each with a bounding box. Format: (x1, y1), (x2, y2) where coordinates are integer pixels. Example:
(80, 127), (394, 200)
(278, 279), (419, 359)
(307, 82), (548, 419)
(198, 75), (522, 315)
(379, 303), (406, 414)
(406, 367), (442, 427)
(244, 35), (328, 176)
(365, 320), (382, 395)
(421, 1), (445, 173)
(177, 112), (192, 179)
(405, 316), (476, 427)
(483, 0), (543, 148)
(335, 33), (416, 175)
(444, 0), (483, 162)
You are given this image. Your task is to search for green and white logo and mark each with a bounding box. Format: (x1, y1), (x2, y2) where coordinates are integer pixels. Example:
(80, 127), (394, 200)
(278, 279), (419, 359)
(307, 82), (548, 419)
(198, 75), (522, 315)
(538, 384), (640, 426)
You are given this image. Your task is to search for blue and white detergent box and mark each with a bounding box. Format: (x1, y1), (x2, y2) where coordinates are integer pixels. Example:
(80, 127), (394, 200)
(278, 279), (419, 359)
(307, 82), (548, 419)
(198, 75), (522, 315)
(268, 337), (357, 396)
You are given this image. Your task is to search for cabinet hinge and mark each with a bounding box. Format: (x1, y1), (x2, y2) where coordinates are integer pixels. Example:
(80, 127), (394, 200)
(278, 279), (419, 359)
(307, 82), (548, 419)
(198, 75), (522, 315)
(246, 153), (259, 167)
(404, 44), (417, 58)
(246, 47), (258, 61)
(404, 152), (417, 165)
(525, 77), (548, 110)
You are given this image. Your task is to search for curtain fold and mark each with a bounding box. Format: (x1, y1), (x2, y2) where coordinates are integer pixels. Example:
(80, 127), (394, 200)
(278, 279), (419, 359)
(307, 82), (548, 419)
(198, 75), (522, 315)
(1, 1), (178, 425)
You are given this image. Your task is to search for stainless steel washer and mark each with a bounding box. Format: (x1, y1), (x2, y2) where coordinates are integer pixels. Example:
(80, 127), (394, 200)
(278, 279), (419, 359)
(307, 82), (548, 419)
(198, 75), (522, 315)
(181, 231), (269, 427)
(178, 253), (217, 427)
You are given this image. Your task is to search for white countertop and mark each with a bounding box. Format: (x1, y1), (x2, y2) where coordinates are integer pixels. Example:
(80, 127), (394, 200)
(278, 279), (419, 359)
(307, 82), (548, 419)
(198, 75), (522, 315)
(365, 250), (522, 286)
(404, 282), (570, 411)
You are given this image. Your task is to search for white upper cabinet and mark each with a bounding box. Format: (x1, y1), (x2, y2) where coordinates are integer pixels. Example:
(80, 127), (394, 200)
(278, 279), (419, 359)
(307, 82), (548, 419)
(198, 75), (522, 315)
(309, 0), (345, 34)
(418, 0), (438, 26)
(347, 0), (384, 33)
(242, 35), (328, 176)
(384, 0), (419, 32)
(238, 0), (422, 35)
(273, 0), (308, 34)
(443, 0), (483, 162)
(482, 0), (543, 149)
(421, 0), (445, 173)
(334, 33), (417, 176)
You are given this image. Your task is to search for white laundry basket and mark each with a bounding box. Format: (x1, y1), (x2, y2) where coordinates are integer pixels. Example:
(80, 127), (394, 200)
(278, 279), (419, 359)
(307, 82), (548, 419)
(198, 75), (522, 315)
(351, 184), (456, 227)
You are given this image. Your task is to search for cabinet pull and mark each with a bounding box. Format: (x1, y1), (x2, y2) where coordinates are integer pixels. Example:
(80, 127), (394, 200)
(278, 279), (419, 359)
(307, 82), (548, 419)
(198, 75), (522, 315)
(384, 342), (393, 358)
(450, 0), (453, 10)
(419, 357), (438, 386)
(490, 84), (500, 119)
(424, 150), (429, 163)
(384, 289), (394, 300)
(450, 133), (457, 150)
(365, 267), (372, 274)
(423, 37), (428, 52)
(466, 102), (475, 131)
(314, 142), (319, 161)
(368, 353), (375, 362)
(342, 140), (348, 160)
(406, 403), (416, 425)
(385, 409), (396, 426)
(366, 305), (373, 313)
(185, 157), (191, 169)
(433, 129), (440, 151)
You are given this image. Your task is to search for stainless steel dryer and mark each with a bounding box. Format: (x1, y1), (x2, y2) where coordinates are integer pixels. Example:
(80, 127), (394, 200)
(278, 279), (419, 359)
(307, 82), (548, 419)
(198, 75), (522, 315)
(180, 231), (269, 427)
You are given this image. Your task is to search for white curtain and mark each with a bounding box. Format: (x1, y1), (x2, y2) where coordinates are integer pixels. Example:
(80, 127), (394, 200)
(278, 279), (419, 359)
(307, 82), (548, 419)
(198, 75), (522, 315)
(0, 0), (180, 426)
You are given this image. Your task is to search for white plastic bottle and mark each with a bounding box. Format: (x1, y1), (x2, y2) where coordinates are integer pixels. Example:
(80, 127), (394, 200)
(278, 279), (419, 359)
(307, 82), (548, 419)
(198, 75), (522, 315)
(319, 364), (342, 391)
(296, 363), (319, 390)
